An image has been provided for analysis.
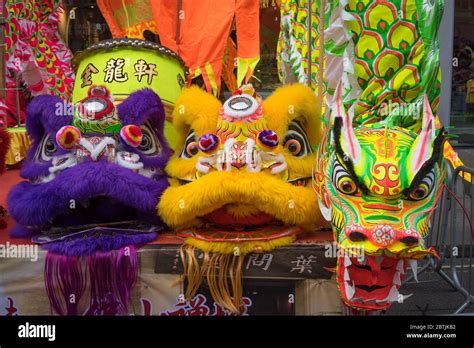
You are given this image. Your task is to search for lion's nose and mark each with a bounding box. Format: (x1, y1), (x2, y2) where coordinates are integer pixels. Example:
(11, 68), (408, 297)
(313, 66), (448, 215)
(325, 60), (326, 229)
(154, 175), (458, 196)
(229, 141), (248, 169)
(219, 138), (260, 172)
(76, 136), (117, 162)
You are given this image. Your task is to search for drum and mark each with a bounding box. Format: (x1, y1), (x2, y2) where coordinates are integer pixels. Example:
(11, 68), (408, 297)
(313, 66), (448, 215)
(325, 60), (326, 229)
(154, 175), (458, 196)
(72, 38), (187, 121)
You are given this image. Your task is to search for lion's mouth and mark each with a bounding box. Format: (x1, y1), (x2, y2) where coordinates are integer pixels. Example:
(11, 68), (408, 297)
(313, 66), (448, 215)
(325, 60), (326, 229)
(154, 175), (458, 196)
(176, 205), (301, 243)
(45, 196), (144, 234)
(179, 177), (310, 188)
(202, 206), (280, 229)
(9, 160), (166, 237)
(337, 254), (416, 310)
(172, 177), (312, 239)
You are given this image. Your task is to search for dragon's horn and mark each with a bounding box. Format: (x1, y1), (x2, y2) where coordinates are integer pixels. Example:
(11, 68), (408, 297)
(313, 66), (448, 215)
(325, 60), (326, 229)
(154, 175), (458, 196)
(331, 82), (362, 165)
(408, 94), (437, 174)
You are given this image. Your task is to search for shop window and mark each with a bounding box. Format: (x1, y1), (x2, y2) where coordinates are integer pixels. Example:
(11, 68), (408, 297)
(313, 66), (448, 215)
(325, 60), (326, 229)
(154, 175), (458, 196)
(63, 1), (112, 54)
(252, 2), (282, 93)
(63, 1), (284, 96)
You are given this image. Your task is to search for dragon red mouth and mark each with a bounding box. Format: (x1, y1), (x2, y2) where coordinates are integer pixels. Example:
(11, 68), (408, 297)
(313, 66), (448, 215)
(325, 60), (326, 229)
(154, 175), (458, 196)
(337, 254), (414, 310)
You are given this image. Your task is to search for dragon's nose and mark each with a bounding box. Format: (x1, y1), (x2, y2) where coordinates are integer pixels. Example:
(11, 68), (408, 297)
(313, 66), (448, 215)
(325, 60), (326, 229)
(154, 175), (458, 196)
(345, 225), (421, 247)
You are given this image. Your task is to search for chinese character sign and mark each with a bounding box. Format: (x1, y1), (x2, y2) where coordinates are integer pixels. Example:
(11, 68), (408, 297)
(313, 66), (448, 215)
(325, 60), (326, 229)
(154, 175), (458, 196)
(72, 39), (187, 120)
(290, 255), (317, 274)
(159, 295), (253, 316)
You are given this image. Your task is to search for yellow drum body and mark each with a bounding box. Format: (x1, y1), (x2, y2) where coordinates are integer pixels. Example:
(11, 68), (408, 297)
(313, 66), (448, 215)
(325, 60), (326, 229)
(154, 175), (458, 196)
(72, 38), (187, 120)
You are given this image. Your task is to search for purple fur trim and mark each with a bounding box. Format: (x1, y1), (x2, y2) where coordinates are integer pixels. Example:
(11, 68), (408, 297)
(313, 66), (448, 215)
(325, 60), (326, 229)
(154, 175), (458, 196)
(26, 95), (72, 142)
(117, 88), (165, 128)
(21, 96), (72, 179)
(21, 143), (74, 180)
(20, 160), (52, 180)
(8, 160), (168, 234)
(42, 232), (156, 256)
(10, 224), (36, 238)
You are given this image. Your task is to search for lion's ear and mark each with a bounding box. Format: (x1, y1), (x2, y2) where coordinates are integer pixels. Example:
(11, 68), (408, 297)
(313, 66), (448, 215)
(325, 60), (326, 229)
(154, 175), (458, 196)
(263, 83), (321, 145)
(117, 88), (165, 128)
(26, 95), (72, 142)
(172, 86), (221, 139)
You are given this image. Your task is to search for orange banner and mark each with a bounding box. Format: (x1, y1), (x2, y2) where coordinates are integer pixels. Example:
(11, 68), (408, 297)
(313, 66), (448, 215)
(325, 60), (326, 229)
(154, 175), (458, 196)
(152, 0), (260, 95)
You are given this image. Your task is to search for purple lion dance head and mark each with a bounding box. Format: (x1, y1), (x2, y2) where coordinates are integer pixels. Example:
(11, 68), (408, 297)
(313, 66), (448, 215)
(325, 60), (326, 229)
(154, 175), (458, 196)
(8, 86), (171, 315)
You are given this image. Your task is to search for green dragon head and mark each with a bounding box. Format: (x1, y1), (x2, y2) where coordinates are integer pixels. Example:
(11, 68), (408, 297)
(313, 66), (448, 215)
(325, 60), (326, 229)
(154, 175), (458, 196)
(315, 86), (446, 311)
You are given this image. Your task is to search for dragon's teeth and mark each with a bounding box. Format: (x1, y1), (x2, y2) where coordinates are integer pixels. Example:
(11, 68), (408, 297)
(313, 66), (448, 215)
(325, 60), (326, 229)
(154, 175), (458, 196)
(408, 259), (418, 282)
(344, 268), (350, 281)
(344, 255), (352, 267)
(345, 281), (356, 300)
(396, 259), (405, 274)
(393, 271), (401, 285)
(387, 285), (400, 302)
(357, 254), (367, 265)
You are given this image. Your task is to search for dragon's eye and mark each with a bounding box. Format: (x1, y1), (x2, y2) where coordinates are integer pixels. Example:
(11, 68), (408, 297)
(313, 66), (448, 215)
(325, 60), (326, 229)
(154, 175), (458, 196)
(283, 121), (311, 158)
(338, 178), (358, 194)
(332, 159), (360, 195)
(406, 170), (435, 201)
(179, 129), (198, 159)
(408, 185), (429, 200)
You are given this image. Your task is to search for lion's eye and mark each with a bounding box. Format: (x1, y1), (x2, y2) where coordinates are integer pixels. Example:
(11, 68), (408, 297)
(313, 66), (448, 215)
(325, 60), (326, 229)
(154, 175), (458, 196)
(283, 121), (311, 158)
(179, 129), (198, 159)
(284, 139), (302, 155)
(44, 138), (57, 156)
(138, 123), (161, 156)
(185, 142), (198, 157)
(35, 135), (58, 162)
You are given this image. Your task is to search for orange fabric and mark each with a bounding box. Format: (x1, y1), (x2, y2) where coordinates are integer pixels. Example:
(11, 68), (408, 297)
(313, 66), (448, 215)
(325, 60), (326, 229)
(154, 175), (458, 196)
(235, 0), (260, 59)
(97, 0), (158, 39)
(222, 38), (238, 93)
(152, 0), (260, 95)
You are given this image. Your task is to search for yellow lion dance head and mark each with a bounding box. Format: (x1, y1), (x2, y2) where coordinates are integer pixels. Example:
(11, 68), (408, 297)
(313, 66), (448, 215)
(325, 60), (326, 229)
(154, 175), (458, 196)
(159, 84), (325, 312)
